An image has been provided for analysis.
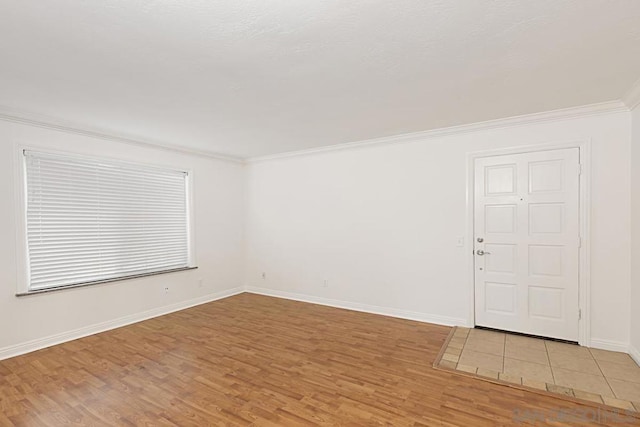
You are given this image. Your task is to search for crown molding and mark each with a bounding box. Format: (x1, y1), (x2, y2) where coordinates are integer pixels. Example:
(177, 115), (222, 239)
(0, 106), (244, 164)
(248, 100), (628, 163)
(623, 77), (640, 110)
(0, 99), (630, 164)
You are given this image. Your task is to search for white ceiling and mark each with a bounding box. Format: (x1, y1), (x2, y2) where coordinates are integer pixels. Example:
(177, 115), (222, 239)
(1, 1), (640, 159)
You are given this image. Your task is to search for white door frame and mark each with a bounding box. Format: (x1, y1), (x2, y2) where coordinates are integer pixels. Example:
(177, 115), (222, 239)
(466, 140), (591, 346)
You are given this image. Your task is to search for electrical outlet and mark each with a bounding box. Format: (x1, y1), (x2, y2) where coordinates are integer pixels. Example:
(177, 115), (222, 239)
(261, 272), (266, 280)
(322, 279), (328, 288)
(164, 286), (169, 294)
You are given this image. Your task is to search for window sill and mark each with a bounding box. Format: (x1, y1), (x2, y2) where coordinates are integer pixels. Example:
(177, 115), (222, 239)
(16, 266), (198, 297)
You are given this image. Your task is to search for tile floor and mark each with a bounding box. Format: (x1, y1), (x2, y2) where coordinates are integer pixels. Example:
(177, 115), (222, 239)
(437, 327), (640, 412)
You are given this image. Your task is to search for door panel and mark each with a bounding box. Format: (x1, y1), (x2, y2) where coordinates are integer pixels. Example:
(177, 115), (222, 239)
(529, 160), (563, 193)
(528, 245), (563, 276)
(485, 204), (517, 233)
(485, 282), (517, 314)
(529, 203), (564, 234)
(474, 148), (580, 341)
(485, 164), (517, 195)
(485, 244), (517, 273)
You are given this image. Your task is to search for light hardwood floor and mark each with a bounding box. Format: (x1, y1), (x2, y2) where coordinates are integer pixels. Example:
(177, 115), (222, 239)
(0, 293), (637, 426)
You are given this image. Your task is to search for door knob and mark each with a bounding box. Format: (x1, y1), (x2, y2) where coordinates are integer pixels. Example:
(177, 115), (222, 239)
(476, 250), (490, 256)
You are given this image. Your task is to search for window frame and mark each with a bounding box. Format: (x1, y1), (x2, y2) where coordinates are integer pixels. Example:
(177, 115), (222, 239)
(14, 145), (197, 296)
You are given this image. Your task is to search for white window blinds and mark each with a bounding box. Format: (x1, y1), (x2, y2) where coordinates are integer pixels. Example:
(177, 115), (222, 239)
(24, 150), (190, 291)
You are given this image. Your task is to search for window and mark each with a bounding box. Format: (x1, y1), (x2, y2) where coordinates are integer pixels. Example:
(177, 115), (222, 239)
(22, 150), (192, 293)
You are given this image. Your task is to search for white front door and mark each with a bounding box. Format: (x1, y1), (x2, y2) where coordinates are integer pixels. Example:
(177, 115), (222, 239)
(474, 148), (580, 341)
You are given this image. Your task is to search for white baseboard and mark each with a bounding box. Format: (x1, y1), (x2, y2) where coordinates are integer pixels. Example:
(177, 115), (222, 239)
(589, 338), (630, 353)
(245, 286), (467, 327)
(0, 286), (244, 361)
(5, 285), (632, 363)
(629, 344), (640, 365)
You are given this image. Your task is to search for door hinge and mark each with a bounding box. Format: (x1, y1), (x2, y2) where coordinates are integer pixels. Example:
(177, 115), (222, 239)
(579, 309), (582, 320)
(578, 236), (582, 248)
(578, 163), (583, 175)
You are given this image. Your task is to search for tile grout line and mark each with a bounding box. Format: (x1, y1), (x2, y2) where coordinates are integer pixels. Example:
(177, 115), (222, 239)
(589, 348), (618, 401)
(544, 340), (556, 386)
(459, 328), (470, 369)
(452, 327), (470, 370)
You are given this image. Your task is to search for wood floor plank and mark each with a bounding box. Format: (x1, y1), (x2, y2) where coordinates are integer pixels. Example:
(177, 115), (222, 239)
(0, 293), (638, 426)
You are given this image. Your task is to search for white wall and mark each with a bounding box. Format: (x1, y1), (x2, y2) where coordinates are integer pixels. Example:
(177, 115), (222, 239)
(0, 120), (246, 358)
(631, 105), (640, 359)
(245, 111), (632, 349)
(2, 108), (634, 359)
